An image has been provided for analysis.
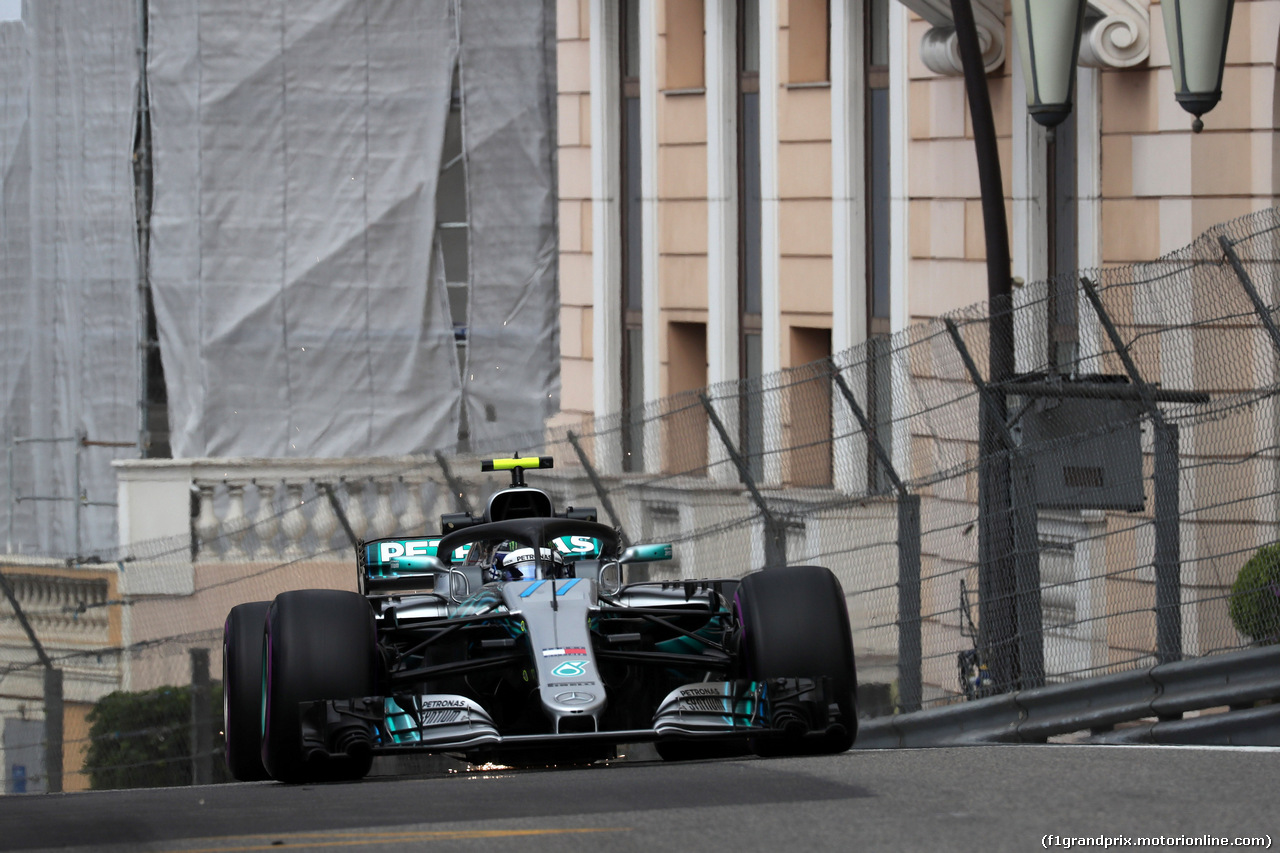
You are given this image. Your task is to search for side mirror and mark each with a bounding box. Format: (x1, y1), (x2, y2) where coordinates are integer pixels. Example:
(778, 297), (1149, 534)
(619, 543), (673, 564)
(597, 561), (623, 596)
(446, 568), (471, 603)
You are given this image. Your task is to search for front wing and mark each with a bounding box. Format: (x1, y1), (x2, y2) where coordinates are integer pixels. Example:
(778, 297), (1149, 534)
(298, 677), (841, 761)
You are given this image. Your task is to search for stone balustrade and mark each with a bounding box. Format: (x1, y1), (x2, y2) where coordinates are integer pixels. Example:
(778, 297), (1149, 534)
(192, 473), (448, 561)
(115, 457), (469, 563)
(1, 570), (113, 639)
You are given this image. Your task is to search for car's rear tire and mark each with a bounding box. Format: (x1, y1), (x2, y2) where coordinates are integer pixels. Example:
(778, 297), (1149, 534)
(223, 601), (271, 781)
(734, 565), (858, 755)
(261, 589), (379, 783)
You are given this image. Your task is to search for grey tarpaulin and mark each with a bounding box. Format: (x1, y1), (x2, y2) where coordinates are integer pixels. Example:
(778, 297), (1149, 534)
(0, 0), (560, 554)
(0, 4), (139, 557)
(457, 0), (559, 449)
(147, 0), (461, 458)
(0, 21), (32, 548)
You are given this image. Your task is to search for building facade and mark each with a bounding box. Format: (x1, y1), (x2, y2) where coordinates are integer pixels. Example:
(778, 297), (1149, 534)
(556, 0), (1280, 437)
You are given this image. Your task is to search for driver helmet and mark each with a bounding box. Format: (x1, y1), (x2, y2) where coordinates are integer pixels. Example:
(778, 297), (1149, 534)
(497, 546), (565, 581)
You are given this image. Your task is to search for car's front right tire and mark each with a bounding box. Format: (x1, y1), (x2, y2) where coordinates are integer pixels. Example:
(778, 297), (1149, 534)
(734, 565), (858, 756)
(223, 600), (271, 781)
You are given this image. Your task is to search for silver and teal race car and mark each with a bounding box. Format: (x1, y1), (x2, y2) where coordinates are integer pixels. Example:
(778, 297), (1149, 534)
(222, 456), (858, 783)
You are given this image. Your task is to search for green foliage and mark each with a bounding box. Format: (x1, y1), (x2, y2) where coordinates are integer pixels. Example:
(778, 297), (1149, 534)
(83, 682), (233, 790)
(1230, 543), (1280, 645)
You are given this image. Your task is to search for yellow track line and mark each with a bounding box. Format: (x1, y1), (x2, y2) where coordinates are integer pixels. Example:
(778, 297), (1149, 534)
(163, 827), (631, 853)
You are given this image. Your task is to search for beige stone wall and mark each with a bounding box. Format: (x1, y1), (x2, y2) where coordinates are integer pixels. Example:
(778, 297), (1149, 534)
(902, 2), (1280, 301)
(558, 2), (1280, 409)
(1098, 1), (1279, 257)
(905, 12), (1010, 324)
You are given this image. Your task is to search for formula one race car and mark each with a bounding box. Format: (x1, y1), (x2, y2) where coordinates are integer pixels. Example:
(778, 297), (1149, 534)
(222, 456), (858, 783)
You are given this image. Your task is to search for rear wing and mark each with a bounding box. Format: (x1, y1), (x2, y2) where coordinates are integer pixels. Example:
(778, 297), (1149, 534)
(357, 533), (609, 596)
(358, 536), (461, 596)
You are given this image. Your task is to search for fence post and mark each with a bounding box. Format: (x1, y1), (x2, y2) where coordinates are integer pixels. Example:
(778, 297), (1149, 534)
(826, 358), (922, 710)
(1154, 422), (1183, 663)
(1080, 277), (1182, 664)
(434, 451), (474, 515)
(698, 394), (786, 568)
(896, 495), (922, 713)
(1011, 454), (1044, 688)
(943, 319), (1030, 694)
(1219, 234), (1280, 361)
(566, 431), (631, 547)
(190, 648), (212, 786)
(321, 483), (359, 548)
(43, 668), (63, 794)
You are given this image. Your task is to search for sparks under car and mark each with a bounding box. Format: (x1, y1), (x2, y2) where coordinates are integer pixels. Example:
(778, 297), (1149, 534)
(222, 457), (858, 783)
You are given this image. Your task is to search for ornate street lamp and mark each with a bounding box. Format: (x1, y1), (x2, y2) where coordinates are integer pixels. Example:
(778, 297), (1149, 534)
(1010, 0), (1088, 129)
(945, 0), (1237, 697)
(1163, 0), (1235, 132)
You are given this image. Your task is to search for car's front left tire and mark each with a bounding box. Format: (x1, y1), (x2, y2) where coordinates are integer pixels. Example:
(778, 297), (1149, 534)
(261, 589), (379, 784)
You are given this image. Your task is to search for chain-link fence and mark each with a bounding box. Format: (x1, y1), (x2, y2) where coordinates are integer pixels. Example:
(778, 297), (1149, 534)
(6, 207), (1280, 790)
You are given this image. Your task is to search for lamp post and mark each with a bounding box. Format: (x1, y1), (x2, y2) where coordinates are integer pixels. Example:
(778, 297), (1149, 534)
(948, 0), (1019, 693)
(947, 0), (1232, 692)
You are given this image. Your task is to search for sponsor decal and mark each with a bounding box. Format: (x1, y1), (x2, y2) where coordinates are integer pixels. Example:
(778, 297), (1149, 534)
(681, 687), (724, 697)
(555, 691), (595, 705)
(551, 535), (599, 556)
(541, 647), (588, 657)
(421, 699), (469, 709)
(550, 660), (589, 678)
(374, 539), (471, 564)
(547, 681), (594, 687)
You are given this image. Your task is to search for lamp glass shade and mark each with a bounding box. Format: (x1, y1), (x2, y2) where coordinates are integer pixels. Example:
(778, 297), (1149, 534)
(1012, 0), (1088, 128)
(1162, 0), (1234, 118)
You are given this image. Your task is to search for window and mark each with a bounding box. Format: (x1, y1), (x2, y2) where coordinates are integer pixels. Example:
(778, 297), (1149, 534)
(665, 321), (708, 474)
(788, 327), (832, 487)
(665, 0), (705, 90)
(787, 0), (829, 84)
(738, 0), (763, 481)
(866, 0), (889, 332)
(865, 0), (892, 491)
(621, 0), (645, 472)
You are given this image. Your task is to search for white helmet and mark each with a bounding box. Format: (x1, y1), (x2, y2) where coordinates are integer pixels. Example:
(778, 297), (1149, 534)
(498, 546), (565, 581)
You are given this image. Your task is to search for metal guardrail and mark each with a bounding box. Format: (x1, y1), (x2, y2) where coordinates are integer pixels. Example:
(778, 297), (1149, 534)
(855, 645), (1280, 748)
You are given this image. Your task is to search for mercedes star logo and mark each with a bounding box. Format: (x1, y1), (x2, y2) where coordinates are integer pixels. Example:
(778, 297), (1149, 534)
(555, 691), (595, 705)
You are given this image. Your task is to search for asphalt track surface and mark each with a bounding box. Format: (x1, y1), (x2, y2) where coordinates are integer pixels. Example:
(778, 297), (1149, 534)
(1, 745), (1276, 853)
